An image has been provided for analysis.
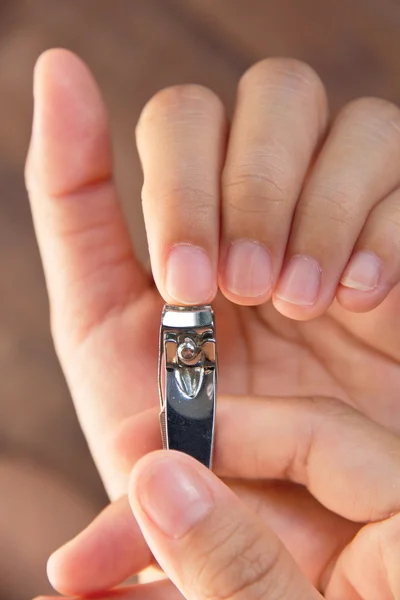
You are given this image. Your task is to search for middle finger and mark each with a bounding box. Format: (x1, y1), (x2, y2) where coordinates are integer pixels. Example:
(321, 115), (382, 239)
(219, 58), (328, 305)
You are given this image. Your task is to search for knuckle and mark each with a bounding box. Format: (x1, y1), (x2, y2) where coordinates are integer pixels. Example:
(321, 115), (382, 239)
(138, 84), (223, 128)
(240, 57), (325, 103)
(306, 396), (357, 424)
(300, 179), (362, 225)
(338, 97), (400, 147)
(373, 197), (400, 238)
(223, 157), (292, 214)
(143, 183), (215, 220)
(193, 520), (283, 600)
(285, 396), (358, 484)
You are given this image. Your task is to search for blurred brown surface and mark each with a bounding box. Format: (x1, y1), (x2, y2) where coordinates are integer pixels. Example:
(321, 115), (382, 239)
(0, 1), (399, 598)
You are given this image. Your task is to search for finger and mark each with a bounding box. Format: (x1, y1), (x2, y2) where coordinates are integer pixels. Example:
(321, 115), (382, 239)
(285, 307), (400, 432)
(25, 49), (149, 348)
(110, 407), (162, 473)
(137, 85), (227, 305)
(25, 49), (153, 499)
(129, 451), (321, 600)
(324, 512), (400, 599)
(220, 58), (328, 305)
(114, 395), (400, 523)
(46, 496), (152, 597)
(34, 579), (183, 600)
(274, 98), (400, 319)
(53, 457), (355, 593)
(228, 479), (358, 588)
(337, 186), (400, 311)
(215, 396), (400, 523)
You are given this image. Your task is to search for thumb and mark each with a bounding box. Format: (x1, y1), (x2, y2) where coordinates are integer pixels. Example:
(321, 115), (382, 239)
(129, 450), (321, 600)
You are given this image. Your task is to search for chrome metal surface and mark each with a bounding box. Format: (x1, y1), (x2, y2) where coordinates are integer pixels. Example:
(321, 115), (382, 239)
(158, 304), (217, 468)
(161, 305), (214, 328)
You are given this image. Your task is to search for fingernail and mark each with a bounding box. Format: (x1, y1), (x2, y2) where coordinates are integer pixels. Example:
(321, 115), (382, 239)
(224, 240), (273, 298)
(137, 456), (213, 539)
(275, 255), (321, 306)
(166, 244), (215, 305)
(340, 251), (382, 291)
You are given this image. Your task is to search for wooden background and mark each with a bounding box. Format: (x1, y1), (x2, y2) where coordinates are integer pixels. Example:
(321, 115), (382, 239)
(1, 1), (399, 597)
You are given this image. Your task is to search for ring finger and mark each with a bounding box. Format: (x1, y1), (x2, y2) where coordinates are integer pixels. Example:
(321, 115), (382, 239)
(273, 97), (400, 319)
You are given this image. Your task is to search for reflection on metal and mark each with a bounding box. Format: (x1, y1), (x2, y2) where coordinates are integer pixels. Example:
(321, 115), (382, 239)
(158, 305), (217, 468)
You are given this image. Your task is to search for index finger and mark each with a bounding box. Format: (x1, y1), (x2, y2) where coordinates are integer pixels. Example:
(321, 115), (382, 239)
(25, 49), (151, 498)
(25, 48), (149, 348)
(116, 395), (400, 523)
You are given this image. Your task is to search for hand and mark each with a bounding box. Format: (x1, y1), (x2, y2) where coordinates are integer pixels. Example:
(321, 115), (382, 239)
(38, 398), (400, 600)
(25, 49), (400, 599)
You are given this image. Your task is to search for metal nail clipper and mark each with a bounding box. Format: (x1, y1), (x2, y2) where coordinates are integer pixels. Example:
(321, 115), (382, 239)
(158, 304), (217, 468)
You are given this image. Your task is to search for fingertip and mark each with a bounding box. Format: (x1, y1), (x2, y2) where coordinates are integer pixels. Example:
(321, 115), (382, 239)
(129, 450), (215, 541)
(46, 547), (73, 596)
(163, 244), (217, 307)
(34, 47), (79, 77)
(220, 288), (270, 306)
(30, 47), (111, 197)
(219, 288), (271, 306)
(218, 240), (274, 306)
(46, 539), (93, 597)
(271, 295), (324, 321)
(47, 496), (152, 596)
(336, 250), (391, 311)
(128, 450), (207, 516)
(44, 517), (100, 596)
(109, 408), (161, 475)
(128, 450), (170, 497)
(33, 48), (97, 112)
(336, 283), (391, 312)
(33, 48), (59, 83)
(218, 274), (272, 306)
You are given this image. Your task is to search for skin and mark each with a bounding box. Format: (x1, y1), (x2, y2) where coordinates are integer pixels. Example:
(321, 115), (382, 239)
(25, 49), (400, 600)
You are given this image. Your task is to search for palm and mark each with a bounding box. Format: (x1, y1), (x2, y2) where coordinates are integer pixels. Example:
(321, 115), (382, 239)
(114, 283), (400, 429)
(73, 279), (400, 589)
(218, 289), (400, 433)
(214, 289), (400, 587)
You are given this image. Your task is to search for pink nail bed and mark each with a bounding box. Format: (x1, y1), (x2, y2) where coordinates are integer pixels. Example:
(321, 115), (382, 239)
(340, 251), (382, 291)
(138, 457), (213, 539)
(166, 244), (215, 305)
(224, 240), (273, 298)
(275, 254), (322, 306)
